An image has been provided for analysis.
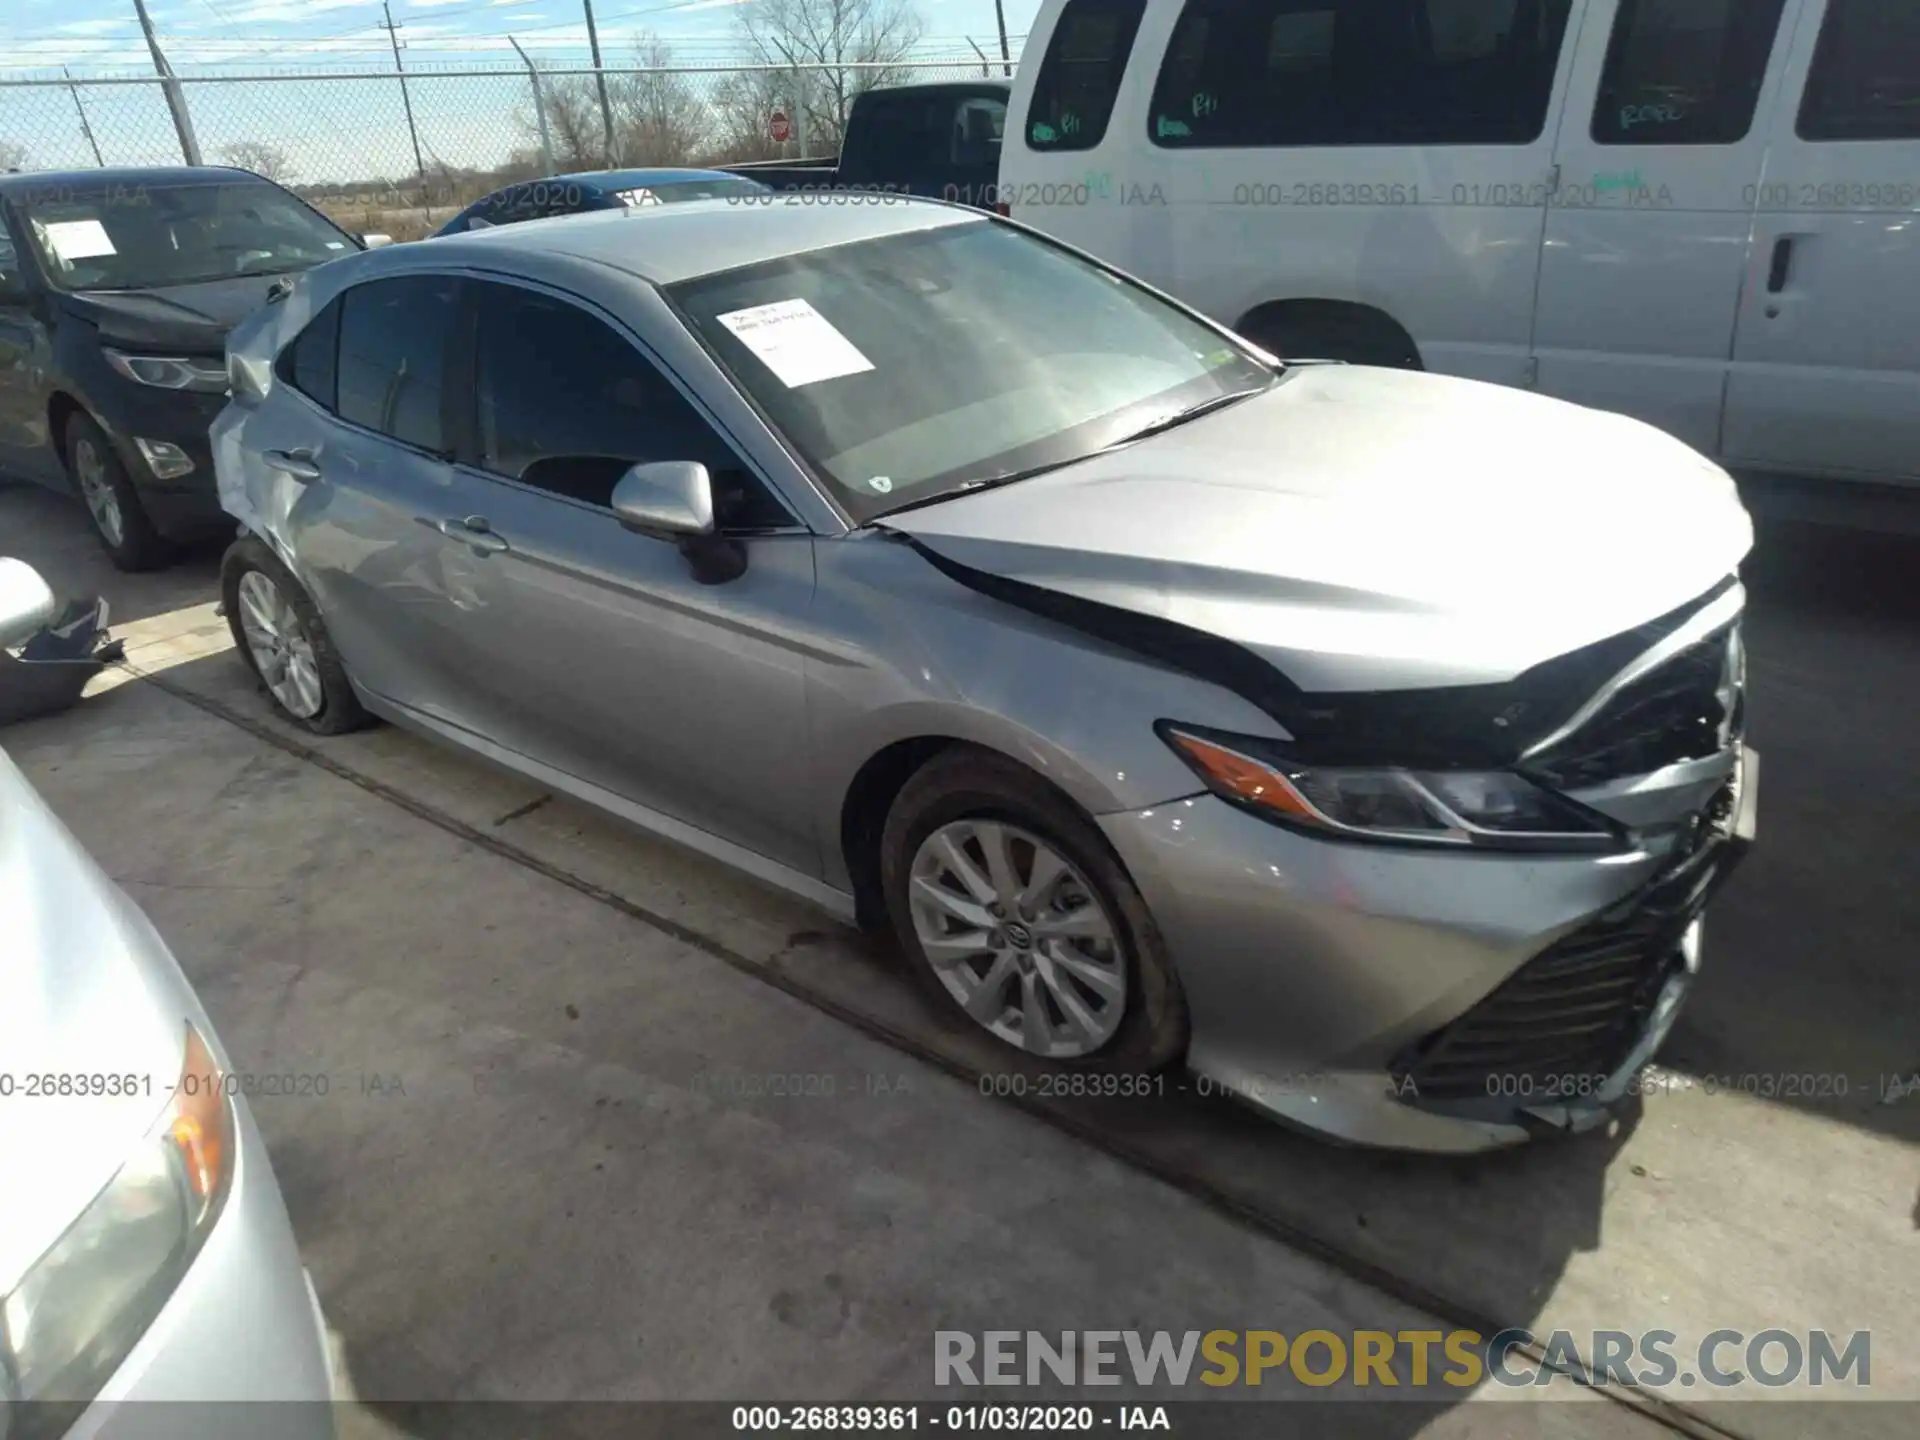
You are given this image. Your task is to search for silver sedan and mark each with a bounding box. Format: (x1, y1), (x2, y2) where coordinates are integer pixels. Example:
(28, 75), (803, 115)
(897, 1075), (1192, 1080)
(211, 198), (1757, 1152)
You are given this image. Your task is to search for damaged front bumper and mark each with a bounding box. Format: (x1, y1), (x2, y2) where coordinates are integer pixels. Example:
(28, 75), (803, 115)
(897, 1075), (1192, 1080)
(1100, 747), (1758, 1153)
(0, 594), (124, 726)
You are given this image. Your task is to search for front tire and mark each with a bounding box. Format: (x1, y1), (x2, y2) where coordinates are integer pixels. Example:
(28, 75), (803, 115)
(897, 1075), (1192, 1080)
(66, 413), (170, 571)
(221, 536), (369, 735)
(880, 748), (1187, 1071)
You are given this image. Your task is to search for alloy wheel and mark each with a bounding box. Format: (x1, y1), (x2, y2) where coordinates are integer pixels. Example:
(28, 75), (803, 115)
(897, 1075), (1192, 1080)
(74, 438), (125, 549)
(236, 570), (324, 719)
(907, 819), (1126, 1058)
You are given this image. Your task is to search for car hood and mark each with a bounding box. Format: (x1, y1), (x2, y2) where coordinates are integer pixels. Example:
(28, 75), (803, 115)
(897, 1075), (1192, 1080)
(59, 272), (299, 351)
(0, 745), (192, 1295)
(879, 366), (1753, 695)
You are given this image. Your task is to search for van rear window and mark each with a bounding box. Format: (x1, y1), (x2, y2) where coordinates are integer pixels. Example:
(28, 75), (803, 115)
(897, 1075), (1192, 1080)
(1023, 0), (1149, 151)
(1149, 0), (1571, 149)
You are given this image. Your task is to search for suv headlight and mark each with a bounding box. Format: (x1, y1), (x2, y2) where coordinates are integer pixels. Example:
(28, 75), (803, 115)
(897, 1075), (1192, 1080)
(102, 349), (229, 394)
(1160, 724), (1622, 852)
(0, 1026), (235, 1424)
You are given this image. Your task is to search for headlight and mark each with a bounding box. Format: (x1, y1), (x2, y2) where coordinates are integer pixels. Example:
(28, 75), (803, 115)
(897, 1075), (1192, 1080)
(102, 349), (229, 394)
(0, 1025), (235, 1423)
(1160, 724), (1621, 851)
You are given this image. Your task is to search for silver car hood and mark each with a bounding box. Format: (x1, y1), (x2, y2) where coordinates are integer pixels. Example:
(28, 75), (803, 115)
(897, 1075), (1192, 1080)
(0, 745), (188, 1294)
(880, 366), (1753, 694)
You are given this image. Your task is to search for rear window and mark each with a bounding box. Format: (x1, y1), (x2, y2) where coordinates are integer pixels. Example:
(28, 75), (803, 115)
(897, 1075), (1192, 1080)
(1591, 0), (1790, 146)
(1149, 0), (1572, 149)
(1023, 0), (1149, 151)
(1797, 0), (1920, 142)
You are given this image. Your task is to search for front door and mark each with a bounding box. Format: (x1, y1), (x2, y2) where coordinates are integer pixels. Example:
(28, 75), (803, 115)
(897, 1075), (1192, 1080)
(425, 277), (822, 876)
(0, 216), (55, 483)
(1532, 0), (1798, 456)
(1722, 0), (1920, 484)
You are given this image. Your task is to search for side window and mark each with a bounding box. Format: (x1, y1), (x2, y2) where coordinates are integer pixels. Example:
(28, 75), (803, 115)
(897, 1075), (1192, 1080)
(335, 275), (458, 453)
(274, 297), (341, 411)
(1591, 0), (1791, 146)
(1149, 0), (1572, 149)
(1024, 0), (1149, 151)
(1798, 0), (1920, 142)
(952, 97), (1008, 168)
(467, 282), (790, 529)
(0, 224), (21, 296)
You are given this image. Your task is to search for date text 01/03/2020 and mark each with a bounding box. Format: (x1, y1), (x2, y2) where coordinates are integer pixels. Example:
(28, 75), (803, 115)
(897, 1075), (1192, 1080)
(732, 1405), (1170, 1431)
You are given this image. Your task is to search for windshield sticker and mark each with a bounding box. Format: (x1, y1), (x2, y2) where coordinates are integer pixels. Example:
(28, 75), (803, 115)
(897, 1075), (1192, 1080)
(868, 476), (893, 494)
(325, 240), (347, 249)
(616, 188), (661, 207)
(715, 298), (875, 388)
(42, 219), (116, 261)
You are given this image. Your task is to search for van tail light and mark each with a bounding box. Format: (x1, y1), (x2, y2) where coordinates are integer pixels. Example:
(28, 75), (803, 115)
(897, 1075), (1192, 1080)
(993, 202), (1010, 216)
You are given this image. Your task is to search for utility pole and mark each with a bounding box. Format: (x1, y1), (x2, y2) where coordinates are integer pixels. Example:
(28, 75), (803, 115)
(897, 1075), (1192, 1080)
(580, 0), (618, 167)
(993, 0), (1011, 77)
(64, 68), (106, 167)
(131, 0), (202, 164)
(380, 2), (431, 209)
(508, 36), (555, 175)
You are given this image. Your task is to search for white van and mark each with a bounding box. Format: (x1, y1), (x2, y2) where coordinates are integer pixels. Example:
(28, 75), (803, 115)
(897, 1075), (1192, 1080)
(1000, 0), (1920, 485)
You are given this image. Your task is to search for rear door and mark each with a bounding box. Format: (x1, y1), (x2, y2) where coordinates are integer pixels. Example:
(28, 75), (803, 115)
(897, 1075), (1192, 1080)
(0, 217), (50, 480)
(424, 277), (822, 875)
(261, 273), (475, 724)
(1531, 0), (1798, 456)
(1722, 0), (1920, 483)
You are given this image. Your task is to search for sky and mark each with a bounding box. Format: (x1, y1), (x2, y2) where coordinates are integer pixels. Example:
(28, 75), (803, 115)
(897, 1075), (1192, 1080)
(1, 0), (1044, 72)
(1, 0), (1040, 183)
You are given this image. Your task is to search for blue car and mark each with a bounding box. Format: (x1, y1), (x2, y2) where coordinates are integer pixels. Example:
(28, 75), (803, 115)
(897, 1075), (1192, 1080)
(432, 168), (772, 237)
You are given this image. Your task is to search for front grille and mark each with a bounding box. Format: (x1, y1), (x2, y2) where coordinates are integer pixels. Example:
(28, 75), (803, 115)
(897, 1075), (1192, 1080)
(1529, 625), (1743, 789)
(1391, 813), (1732, 1104)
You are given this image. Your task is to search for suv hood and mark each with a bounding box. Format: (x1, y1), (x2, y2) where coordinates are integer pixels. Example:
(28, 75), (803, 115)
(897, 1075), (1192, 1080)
(880, 366), (1752, 696)
(59, 272), (299, 351)
(0, 745), (192, 1294)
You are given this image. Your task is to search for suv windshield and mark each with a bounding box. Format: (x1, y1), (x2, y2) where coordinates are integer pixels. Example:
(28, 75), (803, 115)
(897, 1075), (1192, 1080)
(17, 178), (354, 292)
(668, 220), (1276, 521)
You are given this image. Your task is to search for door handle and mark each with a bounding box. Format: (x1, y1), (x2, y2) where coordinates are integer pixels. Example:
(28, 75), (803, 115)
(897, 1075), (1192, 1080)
(263, 447), (322, 482)
(435, 516), (510, 554)
(1766, 236), (1794, 294)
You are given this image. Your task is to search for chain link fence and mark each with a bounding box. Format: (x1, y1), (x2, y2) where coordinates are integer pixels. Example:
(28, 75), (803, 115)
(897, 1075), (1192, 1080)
(0, 59), (1016, 240)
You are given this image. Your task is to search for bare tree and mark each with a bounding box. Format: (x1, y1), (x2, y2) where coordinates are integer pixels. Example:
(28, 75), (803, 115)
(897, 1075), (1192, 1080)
(0, 140), (27, 172)
(219, 141), (295, 182)
(734, 0), (925, 153)
(704, 67), (790, 164)
(608, 36), (712, 166)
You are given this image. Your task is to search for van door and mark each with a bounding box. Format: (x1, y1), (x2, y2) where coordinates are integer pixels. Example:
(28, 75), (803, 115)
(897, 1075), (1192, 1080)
(1107, 0), (1579, 387)
(1531, 0), (1797, 457)
(1722, 0), (1920, 484)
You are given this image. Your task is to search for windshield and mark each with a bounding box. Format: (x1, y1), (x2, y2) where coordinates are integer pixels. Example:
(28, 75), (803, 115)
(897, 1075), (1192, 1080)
(17, 178), (355, 292)
(667, 220), (1276, 521)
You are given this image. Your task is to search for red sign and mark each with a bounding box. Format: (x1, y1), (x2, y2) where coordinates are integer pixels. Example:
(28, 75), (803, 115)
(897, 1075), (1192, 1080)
(769, 109), (792, 144)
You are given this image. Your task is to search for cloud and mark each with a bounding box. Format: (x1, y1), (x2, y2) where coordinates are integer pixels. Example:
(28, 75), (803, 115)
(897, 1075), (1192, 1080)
(55, 19), (130, 33)
(226, 0), (377, 21)
(489, 0), (542, 7)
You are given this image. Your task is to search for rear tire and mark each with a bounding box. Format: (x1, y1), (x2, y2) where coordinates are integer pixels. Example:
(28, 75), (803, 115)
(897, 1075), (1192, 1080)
(65, 413), (171, 572)
(221, 536), (369, 735)
(880, 747), (1187, 1072)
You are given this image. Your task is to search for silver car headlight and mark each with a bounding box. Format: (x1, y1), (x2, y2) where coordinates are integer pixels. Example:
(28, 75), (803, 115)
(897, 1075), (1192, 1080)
(0, 1026), (235, 1421)
(1160, 724), (1622, 852)
(102, 349), (230, 394)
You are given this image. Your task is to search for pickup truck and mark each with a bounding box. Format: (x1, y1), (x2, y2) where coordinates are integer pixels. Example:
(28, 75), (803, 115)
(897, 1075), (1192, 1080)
(722, 81), (1010, 208)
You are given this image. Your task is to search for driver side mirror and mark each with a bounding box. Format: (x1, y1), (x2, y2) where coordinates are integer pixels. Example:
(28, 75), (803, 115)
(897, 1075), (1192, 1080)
(612, 461), (715, 539)
(612, 461), (748, 585)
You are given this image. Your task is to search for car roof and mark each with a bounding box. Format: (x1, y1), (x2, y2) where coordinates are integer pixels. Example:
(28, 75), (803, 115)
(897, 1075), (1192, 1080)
(0, 164), (269, 194)
(431, 195), (983, 286)
(545, 167), (759, 192)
